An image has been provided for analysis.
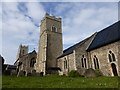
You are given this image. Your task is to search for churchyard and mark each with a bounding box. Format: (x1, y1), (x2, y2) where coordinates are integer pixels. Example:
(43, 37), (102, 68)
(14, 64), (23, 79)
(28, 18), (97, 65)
(2, 75), (118, 88)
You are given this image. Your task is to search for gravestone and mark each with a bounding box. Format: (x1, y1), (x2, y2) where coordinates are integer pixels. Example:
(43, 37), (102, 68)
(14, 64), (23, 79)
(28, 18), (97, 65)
(31, 70), (36, 76)
(27, 73), (32, 76)
(17, 70), (24, 76)
(11, 70), (17, 76)
(84, 68), (97, 77)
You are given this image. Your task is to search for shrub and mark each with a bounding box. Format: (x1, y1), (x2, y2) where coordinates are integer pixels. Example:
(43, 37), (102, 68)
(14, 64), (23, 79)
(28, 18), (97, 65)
(68, 70), (81, 77)
(95, 69), (103, 76)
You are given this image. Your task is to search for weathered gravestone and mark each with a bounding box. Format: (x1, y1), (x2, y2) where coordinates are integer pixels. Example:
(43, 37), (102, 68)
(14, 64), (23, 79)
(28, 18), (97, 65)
(31, 70), (36, 76)
(10, 70), (17, 76)
(84, 68), (97, 77)
(17, 70), (25, 76)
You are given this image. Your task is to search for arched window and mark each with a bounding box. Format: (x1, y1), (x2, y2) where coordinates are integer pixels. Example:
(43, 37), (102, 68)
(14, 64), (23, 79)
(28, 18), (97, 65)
(64, 61), (65, 69)
(84, 58), (87, 68)
(66, 60), (67, 69)
(81, 55), (87, 68)
(52, 25), (57, 32)
(93, 55), (99, 69)
(108, 54), (112, 62)
(108, 51), (116, 62)
(64, 58), (68, 69)
(112, 53), (116, 61)
(81, 58), (84, 68)
(30, 58), (36, 67)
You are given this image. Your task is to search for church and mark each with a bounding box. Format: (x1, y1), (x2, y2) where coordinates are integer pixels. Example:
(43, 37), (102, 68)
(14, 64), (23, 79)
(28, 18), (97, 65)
(15, 13), (120, 76)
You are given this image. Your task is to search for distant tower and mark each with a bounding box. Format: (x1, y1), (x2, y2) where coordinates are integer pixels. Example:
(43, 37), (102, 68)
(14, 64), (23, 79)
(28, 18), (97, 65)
(16, 44), (28, 60)
(35, 13), (63, 75)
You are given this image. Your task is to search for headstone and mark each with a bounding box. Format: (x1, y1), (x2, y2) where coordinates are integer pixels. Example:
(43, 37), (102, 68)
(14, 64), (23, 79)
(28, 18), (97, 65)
(10, 70), (17, 76)
(40, 72), (43, 77)
(27, 73), (32, 76)
(31, 70), (36, 76)
(84, 68), (97, 77)
(17, 70), (24, 76)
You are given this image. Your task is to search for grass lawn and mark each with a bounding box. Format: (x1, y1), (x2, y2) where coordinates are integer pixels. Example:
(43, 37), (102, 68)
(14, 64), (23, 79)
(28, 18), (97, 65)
(2, 75), (118, 88)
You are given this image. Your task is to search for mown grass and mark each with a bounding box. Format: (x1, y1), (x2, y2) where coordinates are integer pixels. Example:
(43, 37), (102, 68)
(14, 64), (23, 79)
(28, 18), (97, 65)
(2, 75), (118, 88)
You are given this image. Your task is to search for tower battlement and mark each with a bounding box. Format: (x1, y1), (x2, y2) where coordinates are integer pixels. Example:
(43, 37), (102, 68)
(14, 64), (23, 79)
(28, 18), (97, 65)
(20, 45), (28, 48)
(41, 13), (61, 24)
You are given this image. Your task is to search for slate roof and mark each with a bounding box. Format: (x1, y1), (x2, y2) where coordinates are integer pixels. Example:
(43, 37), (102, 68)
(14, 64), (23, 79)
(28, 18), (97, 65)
(57, 40), (84, 59)
(87, 20), (120, 51)
(6, 64), (17, 70)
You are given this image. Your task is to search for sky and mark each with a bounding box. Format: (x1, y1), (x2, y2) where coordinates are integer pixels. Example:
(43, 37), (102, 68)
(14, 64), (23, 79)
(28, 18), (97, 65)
(1, 1), (118, 64)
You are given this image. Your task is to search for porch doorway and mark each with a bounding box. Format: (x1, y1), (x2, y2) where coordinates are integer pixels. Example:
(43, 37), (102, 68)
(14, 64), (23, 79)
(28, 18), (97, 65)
(111, 63), (118, 76)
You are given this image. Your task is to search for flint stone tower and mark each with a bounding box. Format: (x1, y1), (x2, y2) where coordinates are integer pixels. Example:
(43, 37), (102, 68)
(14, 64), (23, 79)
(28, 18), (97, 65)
(16, 45), (28, 60)
(35, 13), (63, 75)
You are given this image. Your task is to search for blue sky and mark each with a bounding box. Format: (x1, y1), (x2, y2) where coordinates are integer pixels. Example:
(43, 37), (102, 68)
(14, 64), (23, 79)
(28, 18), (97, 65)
(1, 2), (118, 64)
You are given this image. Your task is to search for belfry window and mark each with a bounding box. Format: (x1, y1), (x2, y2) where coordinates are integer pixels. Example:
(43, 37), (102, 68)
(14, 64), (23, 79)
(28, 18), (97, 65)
(22, 50), (25, 54)
(81, 55), (87, 68)
(108, 51), (116, 62)
(93, 55), (99, 69)
(52, 25), (57, 32)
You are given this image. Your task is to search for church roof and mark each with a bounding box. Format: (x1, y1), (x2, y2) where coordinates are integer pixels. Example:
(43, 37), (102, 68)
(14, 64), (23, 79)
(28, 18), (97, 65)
(87, 20), (120, 51)
(6, 64), (17, 70)
(57, 40), (84, 59)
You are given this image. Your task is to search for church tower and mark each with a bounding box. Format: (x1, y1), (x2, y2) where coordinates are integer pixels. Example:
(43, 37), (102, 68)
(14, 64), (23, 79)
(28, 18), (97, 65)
(35, 13), (63, 75)
(16, 44), (28, 60)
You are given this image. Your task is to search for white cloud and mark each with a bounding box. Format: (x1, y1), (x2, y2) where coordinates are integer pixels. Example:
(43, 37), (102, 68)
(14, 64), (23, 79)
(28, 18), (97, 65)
(2, 2), (45, 64)
(54, 3), (118, 49)
(26, 2), (45, 23)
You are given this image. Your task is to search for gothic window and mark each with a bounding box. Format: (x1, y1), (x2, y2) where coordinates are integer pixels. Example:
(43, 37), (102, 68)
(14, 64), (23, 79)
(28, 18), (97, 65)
(81, 55), (87, 68)
(93, 55), (99, 69)
(84, 58), (87, 68)
(66, 60), (67, 69)
(108, 54), (112, 62)
(112, 53), (116, 61)
(64, 58), (68, 69)
(81, 58), (84, 68)
(30, 58), (36, 67)
(52, 25), (57, 32)
(108, 51), (116, 62)
(64, 61), (65, 69)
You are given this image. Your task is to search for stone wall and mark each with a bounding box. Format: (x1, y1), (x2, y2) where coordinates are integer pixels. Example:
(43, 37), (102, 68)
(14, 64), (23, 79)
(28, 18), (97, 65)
(89, 41), (119, 76)
(57, 52), (76, 75)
